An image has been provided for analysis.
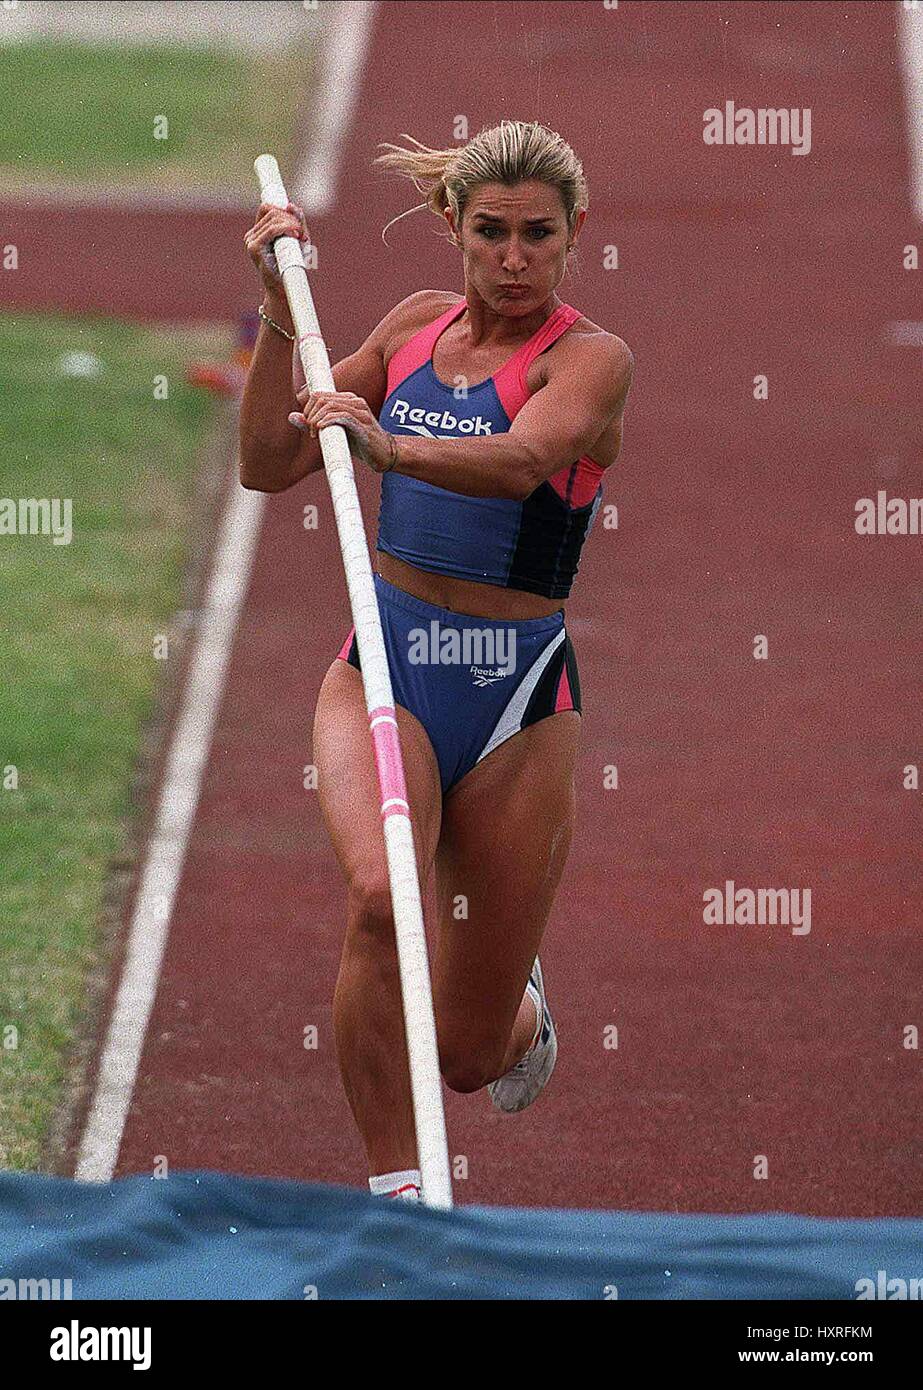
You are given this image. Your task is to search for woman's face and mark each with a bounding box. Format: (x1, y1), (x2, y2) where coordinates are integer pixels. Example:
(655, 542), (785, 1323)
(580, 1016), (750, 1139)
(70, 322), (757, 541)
(446, 180), (585, 315)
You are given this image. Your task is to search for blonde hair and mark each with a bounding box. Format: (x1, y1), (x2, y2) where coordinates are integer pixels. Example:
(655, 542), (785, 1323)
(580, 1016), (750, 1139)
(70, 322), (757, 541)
(374, 119), (588, 249)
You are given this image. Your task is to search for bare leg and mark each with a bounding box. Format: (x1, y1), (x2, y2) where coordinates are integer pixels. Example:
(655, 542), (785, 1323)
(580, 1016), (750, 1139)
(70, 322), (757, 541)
(313, 659), (442, 1175)
(433, 712), (580, 1095)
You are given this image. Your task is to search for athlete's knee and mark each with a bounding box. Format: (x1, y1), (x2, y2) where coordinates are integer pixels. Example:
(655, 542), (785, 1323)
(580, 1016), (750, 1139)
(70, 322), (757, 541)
(440, 1058), (493, 1094)
(438, 1036), (503, 1094)
(346, 875), (394, 938)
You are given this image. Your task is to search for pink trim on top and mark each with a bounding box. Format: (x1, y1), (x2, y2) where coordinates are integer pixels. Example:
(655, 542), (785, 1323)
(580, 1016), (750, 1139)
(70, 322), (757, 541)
(546, 454), (605, 506)
(386, 301), (466, 395)
(492, 303), (582, 422)
(336, 627), (355, 661)
(493, 303), (605, 507)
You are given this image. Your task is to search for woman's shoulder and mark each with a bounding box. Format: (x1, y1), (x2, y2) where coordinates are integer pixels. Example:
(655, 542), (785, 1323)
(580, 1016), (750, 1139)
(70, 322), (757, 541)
(398, 288), (463, 315)
(539, 307), (633, 389)
(566, 309), (631, 358)
(377, 289), (461, 361)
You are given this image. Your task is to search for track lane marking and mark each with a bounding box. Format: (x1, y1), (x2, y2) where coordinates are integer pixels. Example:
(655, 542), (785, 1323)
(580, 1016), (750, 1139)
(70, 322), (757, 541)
(75, 0), (379, 1182)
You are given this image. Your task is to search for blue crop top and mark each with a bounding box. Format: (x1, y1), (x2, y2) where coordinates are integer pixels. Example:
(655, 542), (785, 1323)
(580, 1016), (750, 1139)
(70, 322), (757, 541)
(375, 298), (606, 601)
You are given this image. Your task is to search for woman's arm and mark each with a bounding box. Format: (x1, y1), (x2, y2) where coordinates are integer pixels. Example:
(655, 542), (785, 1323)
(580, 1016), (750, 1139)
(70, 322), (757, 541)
(239, 297), (388, 493)
(238, 288), (306, 492)
(237, 191), (424, 494)
(239, 290), (444, 494)
(398, 334), (633, 499)
(300, 332), (634, 500)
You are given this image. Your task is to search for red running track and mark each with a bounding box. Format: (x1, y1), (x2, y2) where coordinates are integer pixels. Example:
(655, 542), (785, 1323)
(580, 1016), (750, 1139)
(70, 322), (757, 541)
(72, 1), (921, 1213)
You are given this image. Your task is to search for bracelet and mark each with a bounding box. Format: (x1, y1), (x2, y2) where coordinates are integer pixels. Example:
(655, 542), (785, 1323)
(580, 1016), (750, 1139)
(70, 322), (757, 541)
(258, 302), (295, 341)
(383, 434), (400, 472)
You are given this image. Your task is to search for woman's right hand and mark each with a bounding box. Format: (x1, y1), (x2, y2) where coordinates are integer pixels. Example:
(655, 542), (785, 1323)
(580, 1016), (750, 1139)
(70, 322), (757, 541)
(244, 200), (311, 297)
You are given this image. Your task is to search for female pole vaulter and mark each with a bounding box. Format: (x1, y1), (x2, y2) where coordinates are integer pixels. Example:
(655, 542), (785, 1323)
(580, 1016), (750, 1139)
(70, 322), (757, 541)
(240, 121), (633, 1203)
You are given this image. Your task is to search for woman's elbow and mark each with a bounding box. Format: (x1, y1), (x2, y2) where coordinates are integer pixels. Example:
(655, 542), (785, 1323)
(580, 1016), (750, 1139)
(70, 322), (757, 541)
(238, 455), (293, 493)
(513, 443), (547, 500)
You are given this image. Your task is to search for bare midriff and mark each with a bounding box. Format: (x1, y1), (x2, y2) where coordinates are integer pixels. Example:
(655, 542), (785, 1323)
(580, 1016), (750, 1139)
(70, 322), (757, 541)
(375, 550), (564, 620)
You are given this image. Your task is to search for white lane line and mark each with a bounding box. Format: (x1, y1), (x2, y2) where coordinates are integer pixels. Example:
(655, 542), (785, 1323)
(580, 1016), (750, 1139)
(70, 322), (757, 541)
(75, 476), (264, 1182)
(74, 0), (380, 1184)
(885, 320), (923, 345)
(292, 0), (378, 212)
(898, 0), (923, 221)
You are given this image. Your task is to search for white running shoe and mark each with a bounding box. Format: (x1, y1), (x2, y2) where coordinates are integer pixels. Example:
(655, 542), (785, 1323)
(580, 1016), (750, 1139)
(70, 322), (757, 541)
(487, 957), (557, 1114)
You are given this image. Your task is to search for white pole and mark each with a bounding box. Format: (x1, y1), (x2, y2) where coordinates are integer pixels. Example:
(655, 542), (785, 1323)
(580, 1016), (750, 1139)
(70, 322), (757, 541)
(253, 155), (452, 1209)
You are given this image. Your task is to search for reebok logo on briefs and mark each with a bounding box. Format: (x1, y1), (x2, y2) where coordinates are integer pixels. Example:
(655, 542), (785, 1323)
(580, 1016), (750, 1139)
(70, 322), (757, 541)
(469, 665), (511, 688)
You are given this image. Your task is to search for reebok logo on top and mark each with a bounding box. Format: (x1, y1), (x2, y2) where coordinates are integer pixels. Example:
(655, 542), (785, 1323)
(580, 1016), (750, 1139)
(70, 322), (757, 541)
(389, 398), (493, 435)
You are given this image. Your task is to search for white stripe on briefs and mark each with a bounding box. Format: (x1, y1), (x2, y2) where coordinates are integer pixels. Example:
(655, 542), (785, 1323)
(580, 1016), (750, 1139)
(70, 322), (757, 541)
(475, 629), (566, 767)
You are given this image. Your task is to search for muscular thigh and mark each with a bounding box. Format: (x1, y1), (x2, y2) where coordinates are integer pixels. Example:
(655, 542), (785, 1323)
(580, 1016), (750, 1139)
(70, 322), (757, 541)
(313, 659), (443, 903)
(432, 712), (580, 1052)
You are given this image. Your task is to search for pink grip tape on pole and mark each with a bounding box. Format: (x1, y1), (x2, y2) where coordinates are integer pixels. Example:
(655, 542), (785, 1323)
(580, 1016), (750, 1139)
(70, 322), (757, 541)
(370, 709), (410, 818)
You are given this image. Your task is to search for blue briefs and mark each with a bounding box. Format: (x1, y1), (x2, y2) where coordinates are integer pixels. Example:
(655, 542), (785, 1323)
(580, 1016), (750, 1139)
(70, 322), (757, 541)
(336, 573), (581, 796)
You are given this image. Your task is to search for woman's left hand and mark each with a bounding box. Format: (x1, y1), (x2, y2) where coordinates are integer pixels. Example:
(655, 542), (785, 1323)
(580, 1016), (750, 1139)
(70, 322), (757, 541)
(289, 390), (395, 473)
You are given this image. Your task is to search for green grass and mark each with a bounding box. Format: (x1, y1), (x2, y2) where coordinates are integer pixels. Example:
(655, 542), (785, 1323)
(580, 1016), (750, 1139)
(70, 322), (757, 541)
(0, 310), (227, 1167)
(0, 38), (311, 193)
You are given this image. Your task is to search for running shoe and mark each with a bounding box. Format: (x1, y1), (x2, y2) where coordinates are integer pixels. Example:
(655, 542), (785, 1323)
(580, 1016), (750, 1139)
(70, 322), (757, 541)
(487, 957), (557, 1113)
